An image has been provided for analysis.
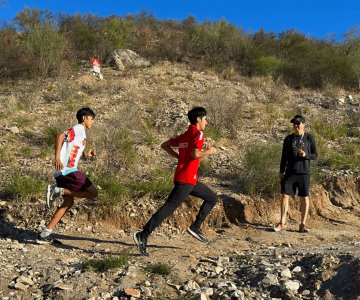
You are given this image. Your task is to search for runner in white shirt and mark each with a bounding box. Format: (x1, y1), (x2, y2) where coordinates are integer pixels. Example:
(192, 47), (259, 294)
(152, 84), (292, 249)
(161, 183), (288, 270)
(39, 107), (98, 241)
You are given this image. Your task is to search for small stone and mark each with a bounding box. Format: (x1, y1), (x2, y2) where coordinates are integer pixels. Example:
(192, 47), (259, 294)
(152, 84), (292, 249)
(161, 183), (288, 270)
(280, 268), (292, 278)
(124, 288), (140, 298)
(281, 280), (300, 293)
(14, 282), (28, 291)
(292, 266), (302, 273)
(17, 276), (34, 286)
(215, 266), (224, 274)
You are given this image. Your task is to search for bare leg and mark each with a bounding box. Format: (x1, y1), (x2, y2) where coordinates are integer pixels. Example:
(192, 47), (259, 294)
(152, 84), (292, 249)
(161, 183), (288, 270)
(279, 194), (289, 225)
(47, 185), (98, 229)
(300, 196), (309, 226)
(47, 196), (74, 229)
(63, 184), (98, 199)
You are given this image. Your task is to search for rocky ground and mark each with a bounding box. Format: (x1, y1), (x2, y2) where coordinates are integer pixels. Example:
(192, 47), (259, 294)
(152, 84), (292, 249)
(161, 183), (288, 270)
(1, 60), (360, 299)
(0, 208), (360, 300)
(1, 182), (360, 300)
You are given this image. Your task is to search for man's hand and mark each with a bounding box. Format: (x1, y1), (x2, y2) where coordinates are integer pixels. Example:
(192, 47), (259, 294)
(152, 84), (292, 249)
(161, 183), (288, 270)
(55, 158), (64, 170)
(279, 173), (284, 181)
(298, 149), (306, 157)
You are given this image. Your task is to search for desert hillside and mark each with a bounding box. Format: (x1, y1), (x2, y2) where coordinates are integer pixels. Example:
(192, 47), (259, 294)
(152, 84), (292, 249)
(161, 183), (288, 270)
(0, 61), (360, 300)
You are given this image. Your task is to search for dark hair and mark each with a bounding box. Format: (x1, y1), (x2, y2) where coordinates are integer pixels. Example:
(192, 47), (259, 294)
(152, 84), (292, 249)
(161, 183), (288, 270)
(76, 107), (96, 123)
(187, 107), (207, 125)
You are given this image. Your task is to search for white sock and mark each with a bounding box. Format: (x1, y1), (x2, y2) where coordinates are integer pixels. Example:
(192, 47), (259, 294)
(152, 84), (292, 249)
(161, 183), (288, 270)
(40, 227), (52, 238)
(54, 187), (64, 196)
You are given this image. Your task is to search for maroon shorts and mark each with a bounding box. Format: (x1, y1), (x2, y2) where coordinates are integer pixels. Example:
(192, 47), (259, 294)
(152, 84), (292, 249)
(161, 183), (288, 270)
(55, 171), (93, 191)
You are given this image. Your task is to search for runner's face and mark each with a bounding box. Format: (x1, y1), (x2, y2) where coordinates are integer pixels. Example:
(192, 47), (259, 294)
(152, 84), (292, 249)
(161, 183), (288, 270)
(198, 116), (207, 131)
(83, 116), (95, 129)
(293, 121), (304, 135)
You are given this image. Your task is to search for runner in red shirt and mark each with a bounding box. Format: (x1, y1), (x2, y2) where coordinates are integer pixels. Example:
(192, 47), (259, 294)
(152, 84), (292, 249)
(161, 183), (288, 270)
(134, 107), (217, 256)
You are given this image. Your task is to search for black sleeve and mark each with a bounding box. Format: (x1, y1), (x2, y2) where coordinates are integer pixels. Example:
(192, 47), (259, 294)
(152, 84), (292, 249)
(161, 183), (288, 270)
(305, 134), (318, 161)
(280, 137), (290, 173)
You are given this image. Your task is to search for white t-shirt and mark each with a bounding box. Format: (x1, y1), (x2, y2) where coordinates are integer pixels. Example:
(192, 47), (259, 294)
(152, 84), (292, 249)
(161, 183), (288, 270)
(54, 124), (86, 177)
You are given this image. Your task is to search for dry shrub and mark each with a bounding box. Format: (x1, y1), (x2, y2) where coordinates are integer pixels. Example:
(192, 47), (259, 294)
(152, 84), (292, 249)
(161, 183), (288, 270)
(203, 87), (243, 137)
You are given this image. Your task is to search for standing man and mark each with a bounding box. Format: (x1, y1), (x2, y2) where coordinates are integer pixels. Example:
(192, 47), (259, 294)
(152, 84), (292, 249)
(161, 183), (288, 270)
(134, 107), (218, 256)
(274, 115), (317, 233)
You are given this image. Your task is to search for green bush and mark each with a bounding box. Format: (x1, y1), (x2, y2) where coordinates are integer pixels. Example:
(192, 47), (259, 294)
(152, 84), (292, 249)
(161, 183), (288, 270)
(241, 142), (282, 197)
(311, 120), (347, 140)
(145, 262), (172, 276)
(102, 16), (136, 50)
(252, 55), (281, 76)
(13, 116), (31, 127)
(44, 126), (60, 146)
(0, 146), (15, 163)
(317, 140), (360, 170)
(4, 174), (45, 198)
(204, 125), (222, 141)
(128, 169), (173, 199)
(23, 24), (68, 77)
(110, 129), (136, 168)
(95, 172), (130, 206)
(84, 252), (129, 272)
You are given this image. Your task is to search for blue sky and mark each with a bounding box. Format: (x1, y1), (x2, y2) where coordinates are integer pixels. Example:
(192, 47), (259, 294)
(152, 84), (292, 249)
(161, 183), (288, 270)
(1, 0), (359, 40)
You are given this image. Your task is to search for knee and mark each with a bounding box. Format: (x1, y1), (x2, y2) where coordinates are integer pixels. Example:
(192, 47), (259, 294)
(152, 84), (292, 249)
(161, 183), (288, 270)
(91, 190), (99, 199)
(62, 197), (74, 208)
(281, 194), (289, 201)
(209, 193), (218, 205)
(87, 185), (98, 199)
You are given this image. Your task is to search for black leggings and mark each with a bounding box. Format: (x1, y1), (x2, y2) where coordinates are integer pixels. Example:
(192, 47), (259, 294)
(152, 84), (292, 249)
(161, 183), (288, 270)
(142, 181), (217, 237)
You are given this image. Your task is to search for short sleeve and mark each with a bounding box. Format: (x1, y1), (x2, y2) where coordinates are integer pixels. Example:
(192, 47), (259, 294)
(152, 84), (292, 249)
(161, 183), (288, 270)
(193, 131), (204, 150)
(169, 135), (181, 147)
(64, 128), (75, 142)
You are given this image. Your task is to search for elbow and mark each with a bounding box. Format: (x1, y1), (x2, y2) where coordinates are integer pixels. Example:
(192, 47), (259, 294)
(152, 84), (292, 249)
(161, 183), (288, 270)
(161, 142), (168, 150)
(192, 150), (200, 159)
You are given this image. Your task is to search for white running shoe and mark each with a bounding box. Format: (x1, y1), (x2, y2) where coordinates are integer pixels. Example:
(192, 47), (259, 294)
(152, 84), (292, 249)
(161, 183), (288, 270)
(46, 184), (62, 209)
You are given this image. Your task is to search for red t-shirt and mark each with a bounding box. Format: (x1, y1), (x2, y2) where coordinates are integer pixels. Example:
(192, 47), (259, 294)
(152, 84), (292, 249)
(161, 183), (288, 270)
(91, 57), (100, 66)
(170, 125), (205, 185)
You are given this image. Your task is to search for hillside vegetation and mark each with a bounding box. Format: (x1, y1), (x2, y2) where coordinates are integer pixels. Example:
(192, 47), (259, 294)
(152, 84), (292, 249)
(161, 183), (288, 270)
(2, 8), (360, 91)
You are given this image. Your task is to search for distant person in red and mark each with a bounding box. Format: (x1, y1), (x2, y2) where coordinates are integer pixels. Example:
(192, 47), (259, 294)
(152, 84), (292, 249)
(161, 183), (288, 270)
(134, 107), (218, 256)
(91, 56), (103, 80)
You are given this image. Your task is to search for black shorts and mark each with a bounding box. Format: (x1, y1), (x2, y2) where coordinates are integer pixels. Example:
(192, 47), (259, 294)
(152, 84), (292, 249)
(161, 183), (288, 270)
(281, 174), (310, 197)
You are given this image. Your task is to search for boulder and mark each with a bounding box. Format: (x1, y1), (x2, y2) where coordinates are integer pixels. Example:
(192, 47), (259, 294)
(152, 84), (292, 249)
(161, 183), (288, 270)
(109, 49), (151, 71)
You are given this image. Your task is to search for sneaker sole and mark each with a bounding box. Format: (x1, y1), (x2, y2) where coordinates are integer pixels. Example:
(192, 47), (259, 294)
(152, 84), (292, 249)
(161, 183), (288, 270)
(133, 231), (140, 247)
(36, 237), (63, 245)
(133, 231), (149, 256)
(46, 185), (51, 209)
(187, 228), (208, 243)
(273, 227), (286, 232)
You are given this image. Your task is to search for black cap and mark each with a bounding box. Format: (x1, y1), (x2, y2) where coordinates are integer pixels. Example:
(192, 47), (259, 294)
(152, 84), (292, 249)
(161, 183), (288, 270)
(290, 115), (305, 124)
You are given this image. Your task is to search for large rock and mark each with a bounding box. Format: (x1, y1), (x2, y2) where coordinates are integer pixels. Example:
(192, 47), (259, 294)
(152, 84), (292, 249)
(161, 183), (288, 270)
(323, 171), (360, 212)
(109, 49), (151, 71)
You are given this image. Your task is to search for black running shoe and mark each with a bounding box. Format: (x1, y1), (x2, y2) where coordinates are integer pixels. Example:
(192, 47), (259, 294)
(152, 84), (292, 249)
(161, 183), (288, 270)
(133, 231), (148, 256)
(36, 235), (63, 245)
(187, 226), (209, 243)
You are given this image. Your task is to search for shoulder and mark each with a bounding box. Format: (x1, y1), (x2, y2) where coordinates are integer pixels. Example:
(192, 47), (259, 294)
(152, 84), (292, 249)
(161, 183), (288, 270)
(305, 133), (315, 140)
(284, 134), (293, 141)
(197, 131), (204, 140)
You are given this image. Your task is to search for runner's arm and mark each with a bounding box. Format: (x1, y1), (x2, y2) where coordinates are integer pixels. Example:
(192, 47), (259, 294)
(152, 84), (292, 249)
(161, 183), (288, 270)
(192, 145), (216, 159)
(54, 132), (65, 170)
(161, 140), (179, 159)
